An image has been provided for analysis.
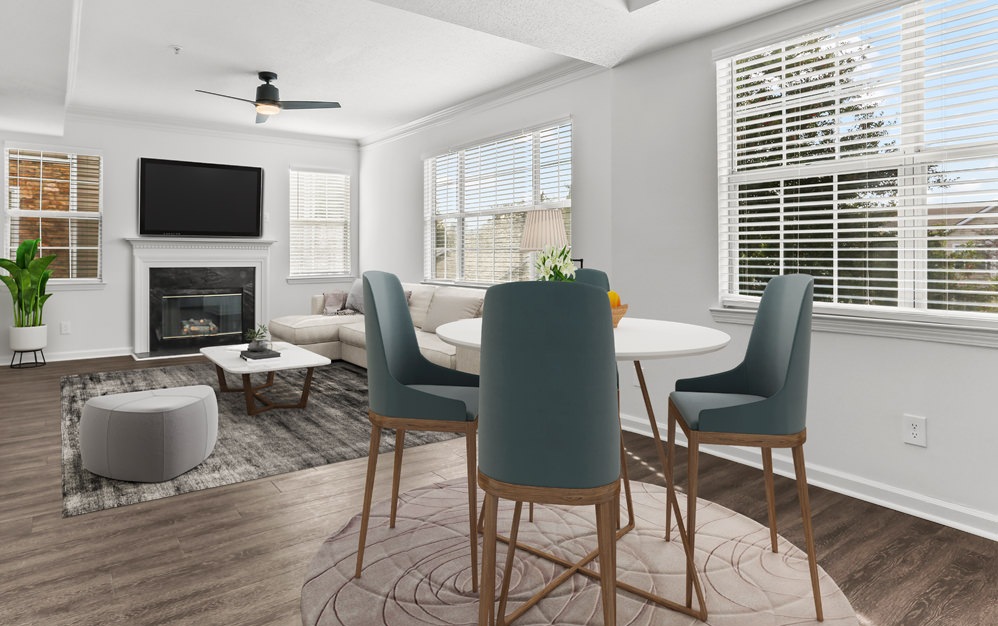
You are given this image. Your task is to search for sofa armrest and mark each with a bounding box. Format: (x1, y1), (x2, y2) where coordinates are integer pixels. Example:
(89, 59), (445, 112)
(310, 294), (324, 315)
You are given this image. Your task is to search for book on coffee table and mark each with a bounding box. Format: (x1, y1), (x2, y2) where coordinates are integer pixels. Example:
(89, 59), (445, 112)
(240, 349), (281, 360)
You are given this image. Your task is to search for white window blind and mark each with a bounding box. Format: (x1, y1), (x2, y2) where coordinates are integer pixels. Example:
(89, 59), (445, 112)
(717, 0), (998, 322)
(424, 121), (572, 285)
(289, 169), (351, 277)
(4, 147), (102, 281)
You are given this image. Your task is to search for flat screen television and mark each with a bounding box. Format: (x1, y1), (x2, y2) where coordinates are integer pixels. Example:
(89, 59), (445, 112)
(139, 158), (264, 237)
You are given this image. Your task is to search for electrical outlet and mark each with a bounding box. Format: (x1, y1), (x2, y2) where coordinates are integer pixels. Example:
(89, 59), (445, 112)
(903, 414), (927, 447)
(60, 321), (71, 335)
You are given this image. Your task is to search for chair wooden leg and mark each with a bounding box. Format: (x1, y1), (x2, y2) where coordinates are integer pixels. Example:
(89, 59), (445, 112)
(792, 445), (823, 622)
(685, 434), (699, 607)
(761, 446), (779, 553)
(595, 497), (617, 626)
(665, 407), (676, 541)
(497, 501), (523, 624)
(355, 423), (382, 579)
(466, 426), (479, 593)
(480, 492), (499, 626)
(389, 429), (406, 529)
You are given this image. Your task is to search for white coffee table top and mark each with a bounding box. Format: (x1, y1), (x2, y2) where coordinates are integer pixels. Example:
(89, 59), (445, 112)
(436, 317), (730, 361)
(200, 341), (331, 374)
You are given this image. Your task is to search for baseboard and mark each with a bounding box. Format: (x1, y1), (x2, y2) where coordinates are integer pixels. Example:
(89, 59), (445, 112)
(1, 346), (134, 364)
(620, 412), (998, 542)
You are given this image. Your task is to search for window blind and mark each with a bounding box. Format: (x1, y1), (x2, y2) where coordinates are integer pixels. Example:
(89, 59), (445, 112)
(289, 170), (351, 277)
(717, 0), (998, 319)
(5, 148), (102, 281)
(424, 121), (572, 285)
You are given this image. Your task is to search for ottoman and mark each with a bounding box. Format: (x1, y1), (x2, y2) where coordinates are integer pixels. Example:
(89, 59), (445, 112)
(80, 385), (218, 482)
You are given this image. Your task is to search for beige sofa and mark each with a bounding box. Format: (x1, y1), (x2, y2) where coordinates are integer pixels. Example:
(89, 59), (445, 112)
(268, 282), (485, 370)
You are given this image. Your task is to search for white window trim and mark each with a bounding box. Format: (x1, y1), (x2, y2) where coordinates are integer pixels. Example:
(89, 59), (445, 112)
(285, 166), (355, 282)
(714, 1), (998, 345)
(3, 142), (104, 289)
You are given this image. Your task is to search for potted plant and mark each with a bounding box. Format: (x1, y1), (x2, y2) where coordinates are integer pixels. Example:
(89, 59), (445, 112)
(0, 239), (55, 352)
(244, 323), (271, 352)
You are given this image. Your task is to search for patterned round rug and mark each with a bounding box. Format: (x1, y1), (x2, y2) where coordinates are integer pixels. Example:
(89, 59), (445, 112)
(302, 479), (857, 625)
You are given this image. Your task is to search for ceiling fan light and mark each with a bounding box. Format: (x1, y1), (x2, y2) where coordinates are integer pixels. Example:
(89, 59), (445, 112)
(255, 102), (280, 116)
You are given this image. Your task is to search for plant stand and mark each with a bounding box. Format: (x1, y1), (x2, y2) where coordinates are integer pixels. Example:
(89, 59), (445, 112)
(10, 349), (46, 369)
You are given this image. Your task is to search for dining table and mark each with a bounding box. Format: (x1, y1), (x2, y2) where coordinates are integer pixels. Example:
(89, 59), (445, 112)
(436, 315), (731, 620)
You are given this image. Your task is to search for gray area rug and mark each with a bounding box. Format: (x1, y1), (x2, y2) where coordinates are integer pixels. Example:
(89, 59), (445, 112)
(303, 479), (858, 625)
(61, 362), (455, 517)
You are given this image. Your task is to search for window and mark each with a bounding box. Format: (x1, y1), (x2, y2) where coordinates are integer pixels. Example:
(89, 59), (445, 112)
(424, 121), (572, 285)
(4, 147), (102, 281)
(716, 0), (998, 325)
(289, 169), (351, 277)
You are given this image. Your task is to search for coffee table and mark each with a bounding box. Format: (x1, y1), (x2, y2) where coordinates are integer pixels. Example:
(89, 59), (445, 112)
(200, 342), (331, 416)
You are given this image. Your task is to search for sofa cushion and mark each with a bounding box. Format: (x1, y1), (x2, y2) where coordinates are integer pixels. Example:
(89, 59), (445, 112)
(346, 278), (365, 313)
(269, 314), (361, 345)
(406, 283), (437, 329)
(421, 287), (484, 333)
(337, 321), (367, 348)
(414, 329), (457, 368)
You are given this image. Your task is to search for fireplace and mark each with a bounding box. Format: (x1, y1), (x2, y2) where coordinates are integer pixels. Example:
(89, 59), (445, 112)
(148, 267), (254, 354)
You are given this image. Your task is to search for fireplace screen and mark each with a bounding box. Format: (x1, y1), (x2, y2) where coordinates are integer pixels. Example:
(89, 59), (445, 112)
(161, 293), (242, 340)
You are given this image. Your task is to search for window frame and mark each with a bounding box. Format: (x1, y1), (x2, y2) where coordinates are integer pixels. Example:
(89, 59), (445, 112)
(423, 119), (573, 286)
(286, 167), (354, 282)
(3, 143), (104, 288)
(713, 0), (998, 346)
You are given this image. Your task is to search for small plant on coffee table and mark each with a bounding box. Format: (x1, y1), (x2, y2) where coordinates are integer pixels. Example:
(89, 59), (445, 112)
(244, 324), (271, 352)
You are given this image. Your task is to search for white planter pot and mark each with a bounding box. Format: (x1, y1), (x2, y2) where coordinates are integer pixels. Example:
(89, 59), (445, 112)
(10, 325), (48, 351)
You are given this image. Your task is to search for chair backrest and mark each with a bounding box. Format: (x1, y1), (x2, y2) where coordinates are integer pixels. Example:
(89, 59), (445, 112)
(574, 268), (610, 291)
(742, 274), (813, 431)
(479, 281), (620, 489)
(363, 271), (423, 414)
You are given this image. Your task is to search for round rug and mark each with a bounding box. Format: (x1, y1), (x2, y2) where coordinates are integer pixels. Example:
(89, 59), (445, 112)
(302, 479), (858, 625)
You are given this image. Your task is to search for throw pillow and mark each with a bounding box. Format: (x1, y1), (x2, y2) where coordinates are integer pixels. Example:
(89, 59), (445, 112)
(322, 291), (348, 315)
(421, 287), (484, 333)
(345, 278), (364, 314)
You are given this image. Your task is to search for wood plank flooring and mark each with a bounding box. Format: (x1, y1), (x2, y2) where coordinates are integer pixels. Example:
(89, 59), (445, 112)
(1, 355), (995, 625)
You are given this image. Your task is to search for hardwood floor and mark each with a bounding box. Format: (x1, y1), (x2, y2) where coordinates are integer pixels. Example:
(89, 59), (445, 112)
(1, 355), (995, 625)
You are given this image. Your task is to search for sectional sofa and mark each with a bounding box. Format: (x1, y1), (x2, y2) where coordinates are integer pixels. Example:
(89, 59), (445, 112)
(268, 281), (485, 370)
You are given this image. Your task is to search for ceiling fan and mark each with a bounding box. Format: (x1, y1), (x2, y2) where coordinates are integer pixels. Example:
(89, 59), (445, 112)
(195, 71), (341, 124)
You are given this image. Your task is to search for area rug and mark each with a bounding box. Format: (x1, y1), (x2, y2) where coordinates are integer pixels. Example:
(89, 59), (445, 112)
(61, 362), (455, 517)
(302, 479), (858, 625)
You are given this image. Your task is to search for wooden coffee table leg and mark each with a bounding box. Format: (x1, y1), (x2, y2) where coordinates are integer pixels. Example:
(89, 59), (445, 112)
(297, 367), (316, 409)
(242, 373), (259, 415)
(215, 365), (234, 392)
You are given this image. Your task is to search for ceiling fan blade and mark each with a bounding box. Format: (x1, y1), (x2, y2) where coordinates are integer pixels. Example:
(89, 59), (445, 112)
(195, 89), (256, 105)
(280, 100), (341, 110)
(255, 113), (269, 124)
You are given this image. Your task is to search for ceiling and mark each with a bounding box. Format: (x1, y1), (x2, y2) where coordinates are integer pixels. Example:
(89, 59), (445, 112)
(2, 0), (815, 142)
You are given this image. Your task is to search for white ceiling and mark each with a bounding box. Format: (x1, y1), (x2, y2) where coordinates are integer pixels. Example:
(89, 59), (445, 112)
(2, 0), (815, 141)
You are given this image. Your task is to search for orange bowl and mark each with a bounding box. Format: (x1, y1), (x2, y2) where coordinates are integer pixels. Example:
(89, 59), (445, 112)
(611, 304), (628, 328)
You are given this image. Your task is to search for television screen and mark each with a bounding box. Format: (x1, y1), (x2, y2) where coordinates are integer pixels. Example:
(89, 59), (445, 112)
(139, 158), (263, 237)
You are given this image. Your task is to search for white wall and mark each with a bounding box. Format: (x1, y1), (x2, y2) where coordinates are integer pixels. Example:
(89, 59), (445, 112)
(360, 0), (996, 538)
(0, 115), (358, 361)
(609, 0), (998, 538)
(359, 70), (614, 281)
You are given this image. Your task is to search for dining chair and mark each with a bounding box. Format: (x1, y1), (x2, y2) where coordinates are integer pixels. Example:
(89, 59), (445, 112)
(666, 273), (822, 620)
(354, 271), (481, 591)
(478, 280), (620, 626)
(574, 267), (610, 291)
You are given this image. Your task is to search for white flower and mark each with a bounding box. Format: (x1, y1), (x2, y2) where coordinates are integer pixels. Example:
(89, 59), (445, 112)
(535, 245), (577, 281)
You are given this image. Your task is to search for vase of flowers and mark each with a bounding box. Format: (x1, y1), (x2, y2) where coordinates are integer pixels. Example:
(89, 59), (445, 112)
(535, 245), (576, 282)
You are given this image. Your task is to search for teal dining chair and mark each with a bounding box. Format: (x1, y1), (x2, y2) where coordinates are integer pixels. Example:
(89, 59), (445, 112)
(478, 281), (621, 626)
(574, 268), (610, 291)
(666, 273), (822, 620)
(354, 271), (481, 591)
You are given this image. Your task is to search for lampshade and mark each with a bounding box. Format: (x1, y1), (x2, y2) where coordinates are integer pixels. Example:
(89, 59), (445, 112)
(520, 209), (568, 251)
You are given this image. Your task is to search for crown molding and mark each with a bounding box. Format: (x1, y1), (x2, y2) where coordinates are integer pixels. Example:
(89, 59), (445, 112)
(65, 106), (359, 150)
(359, 60), (605, 149)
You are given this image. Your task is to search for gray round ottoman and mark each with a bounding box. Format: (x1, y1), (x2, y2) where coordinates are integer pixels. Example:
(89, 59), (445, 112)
(80, 385), (218, 482)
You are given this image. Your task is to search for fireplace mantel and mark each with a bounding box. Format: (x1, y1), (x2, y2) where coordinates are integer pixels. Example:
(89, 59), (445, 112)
(128, 238), (275, 354)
